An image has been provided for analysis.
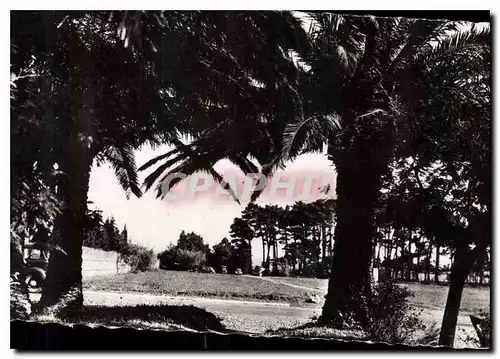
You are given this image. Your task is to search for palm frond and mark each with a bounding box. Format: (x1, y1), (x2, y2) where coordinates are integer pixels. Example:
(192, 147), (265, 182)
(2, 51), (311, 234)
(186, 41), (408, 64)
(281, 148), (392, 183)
(387, 19), (449, 73)
(208, 168), (241, 205)
(137, 147), (183, 171)
(424, 23), (490, 60)
(281, 113), (342, 163)
(142, 151), (190, 191)
(227, 154), (260, 174)
(103, 145), (142, 199)
(153, 159), (198, 199)
(249, 158), (281, 203)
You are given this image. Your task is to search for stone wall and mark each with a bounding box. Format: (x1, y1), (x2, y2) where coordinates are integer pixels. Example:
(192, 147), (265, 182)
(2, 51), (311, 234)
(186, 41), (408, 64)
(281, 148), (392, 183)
(82, 246), (130, 278)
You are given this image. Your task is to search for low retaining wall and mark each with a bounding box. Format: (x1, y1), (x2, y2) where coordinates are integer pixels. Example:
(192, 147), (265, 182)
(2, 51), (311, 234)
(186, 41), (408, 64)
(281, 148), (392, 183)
(82, 246), (130, 278)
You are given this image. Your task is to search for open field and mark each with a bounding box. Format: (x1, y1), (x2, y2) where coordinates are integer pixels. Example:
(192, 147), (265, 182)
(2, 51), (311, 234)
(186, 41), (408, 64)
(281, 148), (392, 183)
(83, 270), (314, 305)
(399, 282), (490, 313)
(84, 270), (490, 314)
(267, 276), (490, 314)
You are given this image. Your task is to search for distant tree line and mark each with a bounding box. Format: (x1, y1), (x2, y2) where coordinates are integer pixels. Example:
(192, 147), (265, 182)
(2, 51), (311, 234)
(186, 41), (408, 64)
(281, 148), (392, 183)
(228, 196), (490, 284)
(82, 208), (155, 273)
(157, 231), (249, 274)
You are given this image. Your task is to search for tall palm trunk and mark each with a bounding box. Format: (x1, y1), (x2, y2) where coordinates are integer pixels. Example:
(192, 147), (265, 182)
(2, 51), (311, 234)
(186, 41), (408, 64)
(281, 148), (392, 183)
(320, 159), (382, 328)
(40, 133), (93, 311)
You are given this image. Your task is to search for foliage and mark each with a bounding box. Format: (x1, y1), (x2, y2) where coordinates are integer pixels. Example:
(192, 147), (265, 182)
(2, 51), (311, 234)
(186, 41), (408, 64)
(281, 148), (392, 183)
(468, 307), (491, 348)
(136, 11), (308, 200)
(120, 243), (156, 273)
(207, 237), (234, 272)
(366, 280), (426, 344)
(10, 273), (32, 320)
(177, 231), (208, 253)
(157, 245), (206, 271)
(157, 231), (209, 270)
(229, 200), (335, 277)
(175, 249), (206, 271)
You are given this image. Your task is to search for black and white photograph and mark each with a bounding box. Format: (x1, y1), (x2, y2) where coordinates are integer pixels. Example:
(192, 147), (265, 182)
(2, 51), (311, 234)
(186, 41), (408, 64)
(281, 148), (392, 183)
(10, 10), (491, 350)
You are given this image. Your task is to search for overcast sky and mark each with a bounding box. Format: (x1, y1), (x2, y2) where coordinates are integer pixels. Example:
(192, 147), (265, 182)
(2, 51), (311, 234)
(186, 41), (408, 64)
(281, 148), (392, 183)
(88, 145), (336, 265)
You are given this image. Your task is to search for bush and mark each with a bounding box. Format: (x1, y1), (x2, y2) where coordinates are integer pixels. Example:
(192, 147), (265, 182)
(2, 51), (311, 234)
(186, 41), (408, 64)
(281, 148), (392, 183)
(120, 244), (155, 273)
(468, 307), (491, 348)
(10, 273), (32, 320)
(157, 245), (205, 271)
(157, 244), (178, 269)
(366, 279), (426, 344)
(176, 249), (206, 270)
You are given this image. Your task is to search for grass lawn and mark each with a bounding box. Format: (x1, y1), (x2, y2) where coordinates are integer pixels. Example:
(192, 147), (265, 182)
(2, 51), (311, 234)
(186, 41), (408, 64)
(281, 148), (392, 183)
(83, 270), (314, 304)
(84, 270), (490, 313)
(263, 276), (490, 313)
(270, 276), (327, 290)
(399, 282), (490, 313)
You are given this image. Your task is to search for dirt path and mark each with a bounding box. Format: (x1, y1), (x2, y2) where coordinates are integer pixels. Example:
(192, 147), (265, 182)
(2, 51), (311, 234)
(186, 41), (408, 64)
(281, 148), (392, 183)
(246, 275), (478, 348)
(244, 275), (326, 293)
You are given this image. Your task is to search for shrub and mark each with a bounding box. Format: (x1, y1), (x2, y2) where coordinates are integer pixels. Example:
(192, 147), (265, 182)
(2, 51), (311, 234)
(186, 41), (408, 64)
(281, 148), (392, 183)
(176, 248), (206, 270)
(10, 273), (32, 320)
(468, 307), (491, 348)
(366, 279), (426, 344)
(120, 244), (155, 273)
(157, 245), (206, 271)
(157, 244), (178, 269)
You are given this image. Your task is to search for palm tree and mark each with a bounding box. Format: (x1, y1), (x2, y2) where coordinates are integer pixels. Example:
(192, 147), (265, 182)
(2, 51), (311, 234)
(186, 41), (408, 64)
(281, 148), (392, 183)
(12, 11), (307, 310)
(276, 14), (490, 327)
(137, 11), (308, 200)
(12, 11), (177, 309)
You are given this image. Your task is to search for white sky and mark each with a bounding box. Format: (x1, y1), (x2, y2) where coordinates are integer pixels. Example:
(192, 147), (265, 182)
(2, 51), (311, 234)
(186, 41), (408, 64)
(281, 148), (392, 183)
(88, 145), (335, 265)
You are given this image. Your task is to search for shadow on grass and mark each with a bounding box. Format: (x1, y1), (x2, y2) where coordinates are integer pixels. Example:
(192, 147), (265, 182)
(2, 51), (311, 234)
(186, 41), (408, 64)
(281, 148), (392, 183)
(50, 304), (231, 333)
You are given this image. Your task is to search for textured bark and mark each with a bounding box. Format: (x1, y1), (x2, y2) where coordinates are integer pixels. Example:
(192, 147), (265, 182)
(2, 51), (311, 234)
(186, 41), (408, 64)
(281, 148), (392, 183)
(319, 163), (381, 328)
(39, 134), (93, 312)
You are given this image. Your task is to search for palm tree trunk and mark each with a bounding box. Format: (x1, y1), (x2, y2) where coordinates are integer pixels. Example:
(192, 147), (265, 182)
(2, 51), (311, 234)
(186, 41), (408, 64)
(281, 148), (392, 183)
(320, 161), (380, 328)
(40, 134), (93, 311)
(438, 244), (486, 346)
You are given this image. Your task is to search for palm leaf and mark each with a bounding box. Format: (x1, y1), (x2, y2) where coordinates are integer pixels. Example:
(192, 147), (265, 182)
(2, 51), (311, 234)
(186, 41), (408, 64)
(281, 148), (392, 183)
(424, 23), (490, 60)
(142, 151), (190, 191)
(137, 147), (183, 171)
(281, 113), (342, 163)
(208, 168), (241, 205)
(227, 154), (259, 174)
(249, 155), (282, 203)
(103, 145), (142, 199)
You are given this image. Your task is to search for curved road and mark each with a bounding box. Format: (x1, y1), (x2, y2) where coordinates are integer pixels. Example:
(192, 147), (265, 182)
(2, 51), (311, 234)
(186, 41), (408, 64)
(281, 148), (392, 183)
(31, 278), (478, 348)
